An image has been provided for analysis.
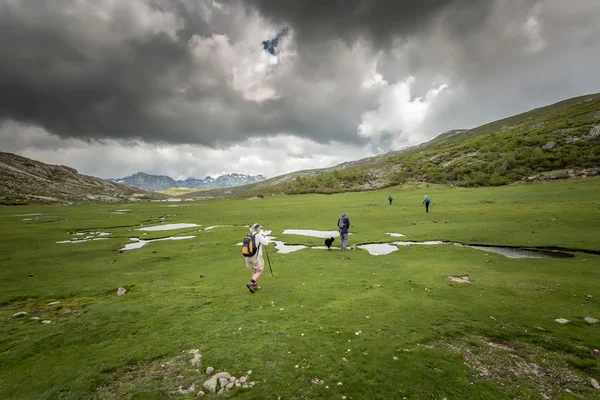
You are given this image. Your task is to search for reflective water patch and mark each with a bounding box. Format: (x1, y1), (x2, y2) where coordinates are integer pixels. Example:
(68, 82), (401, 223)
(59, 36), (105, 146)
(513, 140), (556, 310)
(137, 223), (200, 231)
(393, 241), (444, 246)
(57, 231), (111, 243)
(282, 229), (352, 238)
(273, 241), (307, 254)
(119, 235), (196, 251)
(204, 225), (229, 231)
(466, 245), (573, 259)
(357, 243), (398, 255)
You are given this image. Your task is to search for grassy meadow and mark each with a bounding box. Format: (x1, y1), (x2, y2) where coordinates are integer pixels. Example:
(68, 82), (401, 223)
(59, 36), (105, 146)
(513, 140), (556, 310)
(1, 178), (600, 399)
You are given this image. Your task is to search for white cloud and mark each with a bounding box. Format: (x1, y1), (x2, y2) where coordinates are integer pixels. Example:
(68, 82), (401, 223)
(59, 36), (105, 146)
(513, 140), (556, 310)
(358, 76), (448, 148)
(2, 122), (370, 180)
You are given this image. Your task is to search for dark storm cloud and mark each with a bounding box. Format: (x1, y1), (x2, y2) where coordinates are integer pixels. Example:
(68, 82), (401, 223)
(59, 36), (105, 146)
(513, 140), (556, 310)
(236, 0), (497, 48)
(1, 0), (600, 156)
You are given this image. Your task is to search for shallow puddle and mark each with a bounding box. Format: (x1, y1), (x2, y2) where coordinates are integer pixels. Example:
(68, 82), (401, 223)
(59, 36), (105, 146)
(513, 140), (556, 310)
(357, 243), (398, 255)
(57, 231), (112, 243)
(137, 223), (200, 231)
(120, 235), (196, 251)
(393, 241), (444, 246)
(273, 241), (308, 254)
(56, 238), (108, 243)
(466, 245), (574, 259)
(282, 229), (351, 238)
(204, 225), (229, 231)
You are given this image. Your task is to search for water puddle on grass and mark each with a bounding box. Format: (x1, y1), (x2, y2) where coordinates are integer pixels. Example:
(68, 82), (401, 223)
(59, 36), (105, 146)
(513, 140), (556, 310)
(393, 241), (444, 246)
(273, 241), (308, 254)
(120, 235), (196, 251)
(57, 232), (112, 243)
(357, 243), (398, 255)
(204, 225), (229, 231)
(137, 223), (200, 231)
(465, 245), (574, 259)
(282, 229), (352, 238)
(57, 238), (108, 243)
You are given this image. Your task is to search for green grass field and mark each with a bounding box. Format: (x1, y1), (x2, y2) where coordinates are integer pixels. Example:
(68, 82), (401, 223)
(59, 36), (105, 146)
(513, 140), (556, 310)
(1, 178), (600, 399)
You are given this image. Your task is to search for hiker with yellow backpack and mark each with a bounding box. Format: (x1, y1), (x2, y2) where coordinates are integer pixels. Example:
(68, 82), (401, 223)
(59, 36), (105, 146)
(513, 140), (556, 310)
(241, 223), (270, 293)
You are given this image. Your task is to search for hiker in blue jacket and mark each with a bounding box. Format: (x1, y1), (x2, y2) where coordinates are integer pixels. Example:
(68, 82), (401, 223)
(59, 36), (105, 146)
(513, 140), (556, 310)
(423, 195), (431, 213)
(337, 213), (351, 250)
(388, 195), (393, 205)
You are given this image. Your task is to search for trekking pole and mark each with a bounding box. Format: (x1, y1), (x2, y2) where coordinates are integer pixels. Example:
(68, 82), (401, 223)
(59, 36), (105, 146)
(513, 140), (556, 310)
(265, 246), (273, 276)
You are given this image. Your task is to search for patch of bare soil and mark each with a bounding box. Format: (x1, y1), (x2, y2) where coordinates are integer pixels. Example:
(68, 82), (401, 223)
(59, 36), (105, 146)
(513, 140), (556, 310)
(436, 335), (592, 399)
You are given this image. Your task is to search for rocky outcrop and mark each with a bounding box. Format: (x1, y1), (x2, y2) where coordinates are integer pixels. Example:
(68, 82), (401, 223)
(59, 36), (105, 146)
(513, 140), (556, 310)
(0, 151), (168, 204)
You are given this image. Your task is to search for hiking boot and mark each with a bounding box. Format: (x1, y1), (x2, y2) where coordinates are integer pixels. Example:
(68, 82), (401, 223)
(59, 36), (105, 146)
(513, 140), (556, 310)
(246, 282), (255, 293)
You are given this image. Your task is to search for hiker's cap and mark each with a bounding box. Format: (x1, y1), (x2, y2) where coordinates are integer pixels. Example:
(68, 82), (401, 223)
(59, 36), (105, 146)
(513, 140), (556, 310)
(252, 223), (261, 229)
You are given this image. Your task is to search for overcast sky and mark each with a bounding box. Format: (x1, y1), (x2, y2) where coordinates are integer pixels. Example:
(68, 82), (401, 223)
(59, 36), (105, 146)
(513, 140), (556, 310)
(1, 0), (599, 180)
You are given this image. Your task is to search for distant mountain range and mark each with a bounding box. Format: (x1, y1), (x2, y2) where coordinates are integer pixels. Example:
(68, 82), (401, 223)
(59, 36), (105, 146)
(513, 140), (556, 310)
(109, 172), (267, 191)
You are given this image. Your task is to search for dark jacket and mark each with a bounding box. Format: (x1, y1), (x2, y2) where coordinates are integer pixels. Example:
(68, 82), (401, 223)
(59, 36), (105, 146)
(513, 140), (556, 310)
(338, 216), (350, 234)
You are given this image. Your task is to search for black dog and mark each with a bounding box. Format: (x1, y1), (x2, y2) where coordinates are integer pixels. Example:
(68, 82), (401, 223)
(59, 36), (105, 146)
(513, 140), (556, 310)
(324, 237), (335, 251)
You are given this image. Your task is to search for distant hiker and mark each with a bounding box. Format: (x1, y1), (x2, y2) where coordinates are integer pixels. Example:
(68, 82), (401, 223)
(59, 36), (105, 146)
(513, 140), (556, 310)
(423, 195), (431, 213)
(242, 223), (269, 293)
(337, 213), (351, 250)
(388, 195), (393, 205)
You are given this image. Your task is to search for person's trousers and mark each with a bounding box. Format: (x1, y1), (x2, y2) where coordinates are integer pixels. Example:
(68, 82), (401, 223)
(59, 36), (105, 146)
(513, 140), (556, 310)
(340, 232), (348, 249)
(425, 203), (429, 212)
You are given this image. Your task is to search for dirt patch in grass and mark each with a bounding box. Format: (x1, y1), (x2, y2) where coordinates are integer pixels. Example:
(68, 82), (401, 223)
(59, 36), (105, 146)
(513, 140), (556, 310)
(3, 296), (98, 322)
(435, 335), (594, 399)
(93, 348), (255, 399)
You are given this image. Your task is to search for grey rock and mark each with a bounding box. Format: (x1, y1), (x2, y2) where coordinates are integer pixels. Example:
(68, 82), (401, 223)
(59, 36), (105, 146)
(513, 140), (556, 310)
(41, 320), (51, 324)
(217, 388), (225, 395)
(30, 317), (40, 320)
(589, 124), (600, 139)
(13, 311), (27, 317)
(593, 349), (600, 358)
(585, 317), (599, 324)
(48, 301), (60, 306)
(219, 378), (228, 389)
(240, 376), (247, 383)
(591, 378), (600, 390)
(226, 382), (234, 389)
(543, 141), (556, 149)
(205, 366), (214, 375)
(249, 382), (256, 387)
(213, 372), (231, 380)
(247, 370), (252, 375)
(196, 391), (205, 397)
(189, 349), (201, 365)
(202, 378), (218, 394)
(586, 294), (592, 300)
(554, 318), (569, 324)
(117, 287), (127, 296)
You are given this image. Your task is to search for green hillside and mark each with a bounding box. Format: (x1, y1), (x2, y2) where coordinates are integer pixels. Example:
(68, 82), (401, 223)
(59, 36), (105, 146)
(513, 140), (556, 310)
(181, 93), (600, 199)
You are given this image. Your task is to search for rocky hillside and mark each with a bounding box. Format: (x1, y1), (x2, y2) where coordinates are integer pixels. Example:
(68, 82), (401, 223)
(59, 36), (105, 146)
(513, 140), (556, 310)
(179, 93), (600, 199)
(111, 172), (267, 191)
(0, 152), (168, 205)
